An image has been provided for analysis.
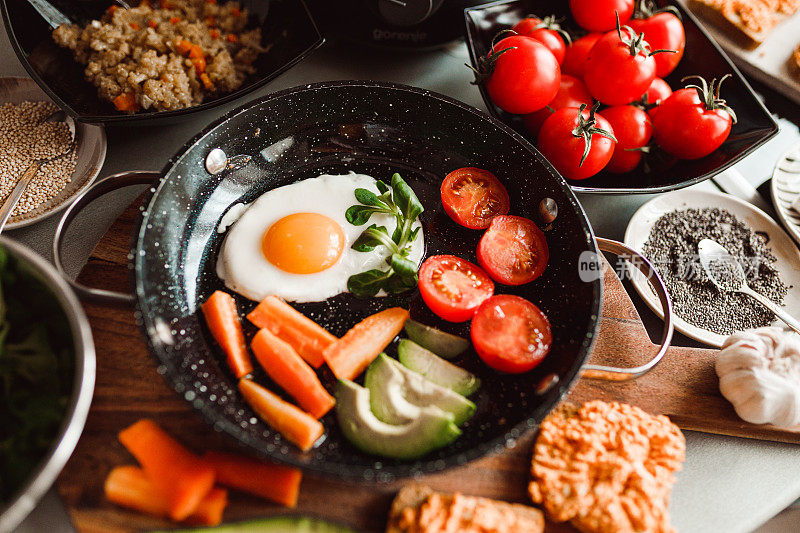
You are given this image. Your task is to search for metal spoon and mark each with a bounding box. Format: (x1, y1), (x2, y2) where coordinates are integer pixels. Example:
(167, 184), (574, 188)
(697, 238), (800, 334)
(0, 110), (76, 233)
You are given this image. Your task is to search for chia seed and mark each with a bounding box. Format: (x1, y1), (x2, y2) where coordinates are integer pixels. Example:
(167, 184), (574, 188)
(642, 207), (788, 336)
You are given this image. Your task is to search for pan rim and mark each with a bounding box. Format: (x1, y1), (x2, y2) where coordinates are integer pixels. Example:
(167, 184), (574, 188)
(133, 80), (603, 480)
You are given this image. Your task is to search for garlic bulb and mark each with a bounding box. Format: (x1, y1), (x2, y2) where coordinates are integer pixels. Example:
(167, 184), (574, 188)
(716, 327), (800, 428)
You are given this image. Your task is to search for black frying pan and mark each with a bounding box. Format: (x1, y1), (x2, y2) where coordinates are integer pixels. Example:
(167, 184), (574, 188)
(54, 81), (673, 480)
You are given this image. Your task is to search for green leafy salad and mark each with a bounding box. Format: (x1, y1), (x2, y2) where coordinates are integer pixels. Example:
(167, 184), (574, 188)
(345, 173), (424, 297)
(0, 246), (73, 503)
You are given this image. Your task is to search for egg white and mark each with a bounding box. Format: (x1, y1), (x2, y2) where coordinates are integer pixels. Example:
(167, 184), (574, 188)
(216, 172), (425, 303)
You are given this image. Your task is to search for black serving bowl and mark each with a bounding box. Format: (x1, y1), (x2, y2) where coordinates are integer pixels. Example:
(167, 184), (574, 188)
(1, 0), (323, 123)
(464, 0), (778, 194)
(100, 81), (600, 480)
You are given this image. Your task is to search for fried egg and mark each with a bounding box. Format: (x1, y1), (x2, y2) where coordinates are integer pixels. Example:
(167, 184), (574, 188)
(216, 173), (425, 303)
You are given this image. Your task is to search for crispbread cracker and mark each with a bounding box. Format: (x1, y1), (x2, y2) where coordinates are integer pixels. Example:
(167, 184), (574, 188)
(529, 401), (685, 533)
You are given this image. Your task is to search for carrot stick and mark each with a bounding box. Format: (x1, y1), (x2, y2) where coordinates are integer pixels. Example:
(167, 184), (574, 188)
(250, 329), (335, 419)
(246, 296), (337, 368)
(104, 466), (227, 526)
(238, 378), (324, 452)
(118, 420), (216, 521)
(201, 291), (252, 379)
(203, 451), (302, 507)
(322, 307), (409, 380)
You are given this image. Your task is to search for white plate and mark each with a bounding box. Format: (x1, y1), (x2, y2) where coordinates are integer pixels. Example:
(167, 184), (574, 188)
(771, 141), (800, 247)
(624, 189), (800, 347)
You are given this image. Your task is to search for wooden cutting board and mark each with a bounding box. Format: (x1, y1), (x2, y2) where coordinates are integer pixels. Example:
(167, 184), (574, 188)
(56, 198), (800, 533)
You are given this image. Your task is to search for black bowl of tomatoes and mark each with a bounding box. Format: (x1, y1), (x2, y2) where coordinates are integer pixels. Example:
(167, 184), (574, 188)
(464, 0), (778, 194)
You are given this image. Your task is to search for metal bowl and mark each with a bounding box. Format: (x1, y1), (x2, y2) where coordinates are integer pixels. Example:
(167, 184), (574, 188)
(0, 77), (106, 229)
(0, 237), (95, 533)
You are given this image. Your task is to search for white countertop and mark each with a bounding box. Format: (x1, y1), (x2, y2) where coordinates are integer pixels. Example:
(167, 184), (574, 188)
(3, 23), (800, 533)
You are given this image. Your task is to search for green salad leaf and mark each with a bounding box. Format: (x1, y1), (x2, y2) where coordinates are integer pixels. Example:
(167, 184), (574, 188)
(346, 173), (424, 298)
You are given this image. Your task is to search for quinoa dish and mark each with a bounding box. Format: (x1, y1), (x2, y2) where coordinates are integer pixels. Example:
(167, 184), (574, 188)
(52, 0), (267, 113)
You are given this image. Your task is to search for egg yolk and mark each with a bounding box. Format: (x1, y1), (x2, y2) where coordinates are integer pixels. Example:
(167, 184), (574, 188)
(262, 213), (345, 274)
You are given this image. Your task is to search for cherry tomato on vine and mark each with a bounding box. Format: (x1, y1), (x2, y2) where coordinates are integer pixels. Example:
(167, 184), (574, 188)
(602, 105), (653, 173)
(418, 255), (495, 322)
(561, 32), (602, 78)
(471, 294), (552, 374)
(628, 6), (685, 77)
(522, 74), (593, 139)
(477, 215), (549, 285)
(569, 0), (634, 32)
(440, 167), (510, 229)
(512, 16), (571, 64)
(475, 35), (561, 115)
(584, 25), (662, 106)
(653, 75), (737, 160)
(537, 103), (617, 180)
(643, 77), (672, 118)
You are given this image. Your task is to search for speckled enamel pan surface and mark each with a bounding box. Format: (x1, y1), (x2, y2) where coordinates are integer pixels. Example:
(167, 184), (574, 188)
(133, 81), (601, 480)
(464, 0), (779, 194)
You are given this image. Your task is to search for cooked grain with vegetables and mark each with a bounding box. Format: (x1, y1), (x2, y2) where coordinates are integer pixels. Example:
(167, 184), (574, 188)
(52, 0), (267, 113)
(0, 101), (77, 219)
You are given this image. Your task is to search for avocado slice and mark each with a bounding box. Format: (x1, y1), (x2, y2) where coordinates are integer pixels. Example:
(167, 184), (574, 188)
(335, 379), (461, 460)
(397, 339), (481, 397)
(160, 516), (357, 532)
(364, 353), (476, 426)
(403, 319), (469, 359)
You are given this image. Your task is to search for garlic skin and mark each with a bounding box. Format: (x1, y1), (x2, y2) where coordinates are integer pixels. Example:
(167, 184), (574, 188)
(716, 327), (800, 428)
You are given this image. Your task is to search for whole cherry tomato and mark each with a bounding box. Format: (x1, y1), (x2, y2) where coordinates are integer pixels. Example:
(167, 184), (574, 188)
(561, 32), (602, 78)
(602, 105), (653, 173)
(653, 75), (737, 160)
(537, 103), (617, 180)
(628, 6), (685, 77)
(569, 0), (634, 32)
(644, 77), (672, 109)
(522, 74), (593, 139)
(584, 25), (659, 106)
(477, 35), (561, 115)
(512, 16), (571, 64)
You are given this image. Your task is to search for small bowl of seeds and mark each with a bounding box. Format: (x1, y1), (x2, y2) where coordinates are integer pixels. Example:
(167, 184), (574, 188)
(624, 188), (800, 347)
(0, 77), (106, 229)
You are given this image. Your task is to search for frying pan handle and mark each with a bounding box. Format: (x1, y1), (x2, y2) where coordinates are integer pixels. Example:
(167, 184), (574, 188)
(53, 171), (160, 305)
(581, 237), (675, 381)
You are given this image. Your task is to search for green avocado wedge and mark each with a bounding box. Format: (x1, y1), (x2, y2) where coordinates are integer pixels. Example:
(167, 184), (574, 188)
(397, 339), (480, 397)
(158, 516), (358, 532)
(335, 379), (461, 460)
(364, 353), (475, 426)
(403, 319), (469, 359)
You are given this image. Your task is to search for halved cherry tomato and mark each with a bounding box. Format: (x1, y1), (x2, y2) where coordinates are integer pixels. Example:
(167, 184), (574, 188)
(477, 215), (548, 285)
(441, 168), (510, 230)
(471, 295), (552, 373)
(418, 255), (495, 323)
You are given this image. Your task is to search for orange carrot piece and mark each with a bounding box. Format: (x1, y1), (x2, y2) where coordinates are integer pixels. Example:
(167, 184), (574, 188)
(129, 22), (140, 30)
(183, 488), (228, 526)
(118, 420), (216, 521)
(189, 44), (205, 59)
(193, 57), (206, 74)
(148, 20), (157, 28)
(226, 33), (238, 43)
(238, 379), (324, 452)
(201, 291), (252, 379)
(170, 16), (180, 24)
(203, 451), (302, 507)
(323, 307), (409, 380)
(246, 296), (337, 368)
(210, 29), (220, 39)
(112, 91), (139, 112)
(200, 73), (215, 91)
(175, 39), (193, 56)
(104, 466), (227, 525)
(251, 329), (335, 419)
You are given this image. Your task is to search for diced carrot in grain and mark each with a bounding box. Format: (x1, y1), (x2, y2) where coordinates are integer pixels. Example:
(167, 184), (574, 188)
(203, 451), (302, 507)
(200, 73), (215, 91)
(210, 29), (220, 39)
(238, 378), (324, 452)
(251, 328), (335, 419)
(118, 420), (215, 521)
(323, 307), (409, 380)
(189, 44), (204, 59)
(226, 34), (238, 43)
(193, 57), (206, 74)
(170, 16), (180, 24)
(104, 466), (227, 526)
(246, 296), (337, 368)
(113, 91), (139, 112)
(148, 20), (157, 28)
(176, 39), (193, 55)
(201, 290), (252, 378)
(129, 22), (140, 30)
